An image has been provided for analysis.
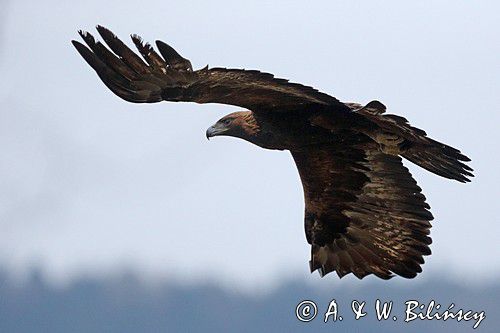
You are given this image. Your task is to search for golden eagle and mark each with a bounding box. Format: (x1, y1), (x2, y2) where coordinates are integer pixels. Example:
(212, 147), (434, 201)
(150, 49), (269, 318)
(72, 26), (473, 280)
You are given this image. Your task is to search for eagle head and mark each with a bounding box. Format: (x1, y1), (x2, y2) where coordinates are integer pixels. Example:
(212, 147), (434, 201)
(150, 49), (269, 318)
(206, 111), (260, 142)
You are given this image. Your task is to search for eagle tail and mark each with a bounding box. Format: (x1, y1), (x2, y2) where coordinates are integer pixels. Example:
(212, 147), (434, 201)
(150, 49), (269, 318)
(401, 139), (473, 183)
(352, 101), (474, 183)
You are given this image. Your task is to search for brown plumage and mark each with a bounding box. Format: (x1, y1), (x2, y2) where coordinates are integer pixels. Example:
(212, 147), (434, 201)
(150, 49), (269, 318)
(72, 26), (473, 280)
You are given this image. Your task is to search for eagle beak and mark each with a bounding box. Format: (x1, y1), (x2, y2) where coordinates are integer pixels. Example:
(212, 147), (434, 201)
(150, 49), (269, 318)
(206, 126), (216, 140)
(206, 124), (227, 140)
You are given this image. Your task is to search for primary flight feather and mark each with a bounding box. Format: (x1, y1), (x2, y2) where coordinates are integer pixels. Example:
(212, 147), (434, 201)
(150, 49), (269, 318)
(72, 26), (473, 280)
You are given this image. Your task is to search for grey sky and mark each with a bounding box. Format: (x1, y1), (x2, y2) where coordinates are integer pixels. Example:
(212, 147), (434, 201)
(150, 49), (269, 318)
(0, 0), (498, 289)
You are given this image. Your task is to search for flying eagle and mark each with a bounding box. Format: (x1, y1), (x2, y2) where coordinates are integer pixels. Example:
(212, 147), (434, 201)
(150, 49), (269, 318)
(72, 26), (473, 280)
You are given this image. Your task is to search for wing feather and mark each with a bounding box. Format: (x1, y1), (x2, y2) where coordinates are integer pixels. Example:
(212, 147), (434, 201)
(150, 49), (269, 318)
(72, 27), (349, 112)
(292, 139), (433, 280)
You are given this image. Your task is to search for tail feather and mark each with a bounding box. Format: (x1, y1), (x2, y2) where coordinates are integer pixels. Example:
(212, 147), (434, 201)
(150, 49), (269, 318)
(352, 101), (474, 183)
(402, 139), (473, 183)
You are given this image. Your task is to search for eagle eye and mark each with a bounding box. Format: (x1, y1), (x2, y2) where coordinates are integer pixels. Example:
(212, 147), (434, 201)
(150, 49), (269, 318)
(222, 118), (232, 126)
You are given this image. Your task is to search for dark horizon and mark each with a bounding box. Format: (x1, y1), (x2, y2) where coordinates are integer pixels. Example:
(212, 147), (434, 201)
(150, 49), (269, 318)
(0, 267), (495, 332)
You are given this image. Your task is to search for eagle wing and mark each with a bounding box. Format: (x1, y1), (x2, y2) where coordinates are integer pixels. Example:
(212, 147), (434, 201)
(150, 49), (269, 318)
(72, 26), (348, 112)
(291, 139), (434, 279)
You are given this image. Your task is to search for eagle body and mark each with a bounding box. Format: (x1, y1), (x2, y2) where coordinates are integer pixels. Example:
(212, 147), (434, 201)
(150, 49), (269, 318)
(215, 106), (369, 151)
(73, 27), (473, 280)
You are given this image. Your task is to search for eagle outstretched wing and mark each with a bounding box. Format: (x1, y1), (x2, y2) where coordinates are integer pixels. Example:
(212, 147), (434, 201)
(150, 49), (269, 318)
(72, 26), (349, 112)
(291, 139), (433, 279)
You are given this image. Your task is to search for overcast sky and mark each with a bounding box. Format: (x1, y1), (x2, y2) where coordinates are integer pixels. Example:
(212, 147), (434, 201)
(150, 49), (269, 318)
(0, 0), (498, 290)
